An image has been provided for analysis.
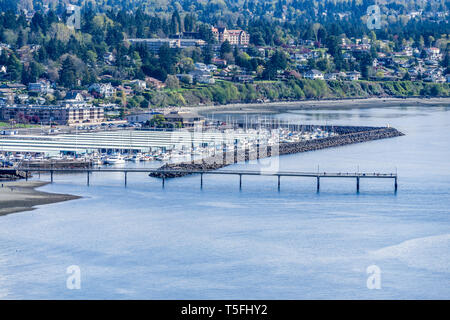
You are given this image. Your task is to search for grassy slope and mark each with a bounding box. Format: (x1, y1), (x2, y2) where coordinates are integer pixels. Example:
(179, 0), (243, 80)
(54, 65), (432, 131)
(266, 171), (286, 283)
(142, 80), (450, 108)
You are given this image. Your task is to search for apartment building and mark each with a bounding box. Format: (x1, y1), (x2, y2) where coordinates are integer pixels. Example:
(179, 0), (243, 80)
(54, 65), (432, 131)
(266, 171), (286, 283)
(211, 27), (250, 46)
(0, 104), (104, 125)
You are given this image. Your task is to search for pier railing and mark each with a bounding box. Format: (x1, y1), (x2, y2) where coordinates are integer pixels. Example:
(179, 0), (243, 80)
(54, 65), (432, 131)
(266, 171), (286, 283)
(17, 167), (398, 193)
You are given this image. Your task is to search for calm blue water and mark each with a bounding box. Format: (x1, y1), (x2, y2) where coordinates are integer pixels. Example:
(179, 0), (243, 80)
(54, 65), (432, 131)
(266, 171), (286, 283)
(0, 105), (449, 299)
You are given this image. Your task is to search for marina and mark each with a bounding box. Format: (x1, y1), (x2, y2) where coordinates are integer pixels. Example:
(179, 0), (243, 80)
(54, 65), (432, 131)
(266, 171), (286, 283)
(0, 126), (336, 154)
(1, 124), (399, 170)
(0, 125), (339, 167)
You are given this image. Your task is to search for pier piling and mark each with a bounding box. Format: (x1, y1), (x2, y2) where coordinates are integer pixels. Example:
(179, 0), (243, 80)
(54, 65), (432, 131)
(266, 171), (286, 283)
(124, 171), (127, 187)
(200, 173), (203, 189)
(356, 177), (360, 193)
(87, 171), (90, 186)
(394, 177), (398, 193)
(239, 174), (242, 190)
(316, 177), (320, 193)
(50, 170), (53, 183)
(277, 175), (280, 191)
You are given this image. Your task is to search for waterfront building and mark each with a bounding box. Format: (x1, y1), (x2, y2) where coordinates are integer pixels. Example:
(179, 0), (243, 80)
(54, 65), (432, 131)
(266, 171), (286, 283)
(126, 112), (162, 123)
(0, 104), (104, 125)
(163, 111), (205, 127)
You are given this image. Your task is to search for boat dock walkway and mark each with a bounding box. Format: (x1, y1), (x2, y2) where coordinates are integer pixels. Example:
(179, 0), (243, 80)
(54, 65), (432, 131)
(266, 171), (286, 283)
(17, 167), (398, 193)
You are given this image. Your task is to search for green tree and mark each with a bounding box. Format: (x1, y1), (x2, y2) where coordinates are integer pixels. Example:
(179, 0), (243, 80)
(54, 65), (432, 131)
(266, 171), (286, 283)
(7, 53), (22, 82)
(59, 56), (77, 88)
(220, 40), (232, 59)
(149, 114), (166, 127)
(165, 75), (180, 90)
(22, 61), (44, 84)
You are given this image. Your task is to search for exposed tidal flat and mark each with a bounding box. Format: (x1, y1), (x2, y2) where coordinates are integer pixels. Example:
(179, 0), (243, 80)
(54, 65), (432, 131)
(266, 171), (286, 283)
(0, 103), (449, 299)
(0, 181), (80, 216)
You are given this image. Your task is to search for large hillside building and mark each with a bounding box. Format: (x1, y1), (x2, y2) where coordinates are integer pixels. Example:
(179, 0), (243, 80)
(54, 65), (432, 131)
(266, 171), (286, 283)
(211, 27), (250, 46)
(128, 38), (206, 52)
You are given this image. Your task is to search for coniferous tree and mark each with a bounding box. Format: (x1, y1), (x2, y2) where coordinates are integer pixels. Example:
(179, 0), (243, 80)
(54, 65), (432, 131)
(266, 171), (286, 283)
(7, 53), (22, 82)
(59, 56), (78, 88)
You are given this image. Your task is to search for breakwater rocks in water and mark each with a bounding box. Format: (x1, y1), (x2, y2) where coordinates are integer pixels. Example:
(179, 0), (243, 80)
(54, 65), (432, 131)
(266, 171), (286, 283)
(0, 169), (30, 181)
(149, 126), (404, 178)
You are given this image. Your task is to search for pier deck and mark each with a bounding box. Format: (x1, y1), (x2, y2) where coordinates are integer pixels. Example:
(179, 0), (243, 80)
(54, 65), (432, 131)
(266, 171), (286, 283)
(17, 167), (398, 193)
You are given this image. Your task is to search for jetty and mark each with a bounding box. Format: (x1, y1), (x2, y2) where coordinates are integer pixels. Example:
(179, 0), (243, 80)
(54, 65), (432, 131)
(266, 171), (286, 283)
(151, 126), (404, 178)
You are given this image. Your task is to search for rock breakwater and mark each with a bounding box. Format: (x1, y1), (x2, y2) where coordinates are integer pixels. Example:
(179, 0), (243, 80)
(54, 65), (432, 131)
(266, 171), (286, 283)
(149, 126), (404, 178)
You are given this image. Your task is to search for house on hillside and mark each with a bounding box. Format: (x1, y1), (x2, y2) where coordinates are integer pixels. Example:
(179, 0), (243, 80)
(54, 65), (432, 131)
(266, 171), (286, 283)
(303, 69), (324, 80)
(88, 83), (116, 98)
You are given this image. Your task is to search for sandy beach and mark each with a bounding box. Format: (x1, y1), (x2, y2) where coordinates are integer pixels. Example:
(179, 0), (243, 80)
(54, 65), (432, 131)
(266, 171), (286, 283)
(188, 96), (450, 114)
(0, 181), (80, 216)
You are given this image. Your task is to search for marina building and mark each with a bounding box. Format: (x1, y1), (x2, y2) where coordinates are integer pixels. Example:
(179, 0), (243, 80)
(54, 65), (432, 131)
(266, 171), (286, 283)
(163, 112), (205, 127)
(126, 112), (162, 123)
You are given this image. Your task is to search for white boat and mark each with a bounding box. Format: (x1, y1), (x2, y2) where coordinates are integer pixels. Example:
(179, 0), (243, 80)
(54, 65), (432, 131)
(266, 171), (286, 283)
(34, 154), (45, 161)
(103, 154), (126, 165)
(155, 153), (170, 161)
(50, 154), (64, 161)
(170, 152), (185, 159)
(92, 157), (103, 165)
(14, 154), (25, 161)
(130, 154), (143, 162)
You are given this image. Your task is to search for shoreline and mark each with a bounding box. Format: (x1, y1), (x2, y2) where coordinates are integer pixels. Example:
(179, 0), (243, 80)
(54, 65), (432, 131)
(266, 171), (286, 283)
(185, 96), (450, 114)
(0, 181), (81, 216)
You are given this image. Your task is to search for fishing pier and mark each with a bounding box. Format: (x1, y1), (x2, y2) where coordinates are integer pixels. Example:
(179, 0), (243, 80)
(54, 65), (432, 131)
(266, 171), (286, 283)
(16, 167), (398, 193)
